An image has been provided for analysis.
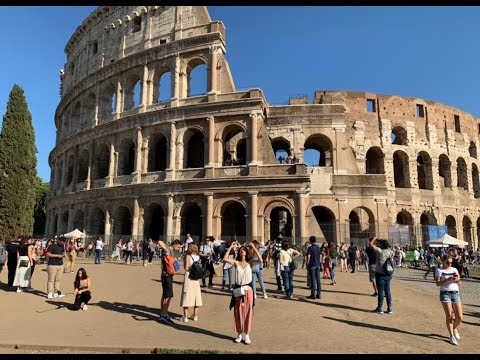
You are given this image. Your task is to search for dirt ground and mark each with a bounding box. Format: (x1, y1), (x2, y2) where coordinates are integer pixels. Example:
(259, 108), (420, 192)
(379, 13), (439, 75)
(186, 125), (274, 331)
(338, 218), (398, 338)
(0, 258), (478, 354)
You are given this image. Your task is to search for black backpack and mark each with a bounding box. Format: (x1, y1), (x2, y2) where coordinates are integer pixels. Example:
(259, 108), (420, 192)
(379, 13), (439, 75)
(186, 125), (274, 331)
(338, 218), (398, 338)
(188, 257), (203, 281)
(383, 257), (394, 275)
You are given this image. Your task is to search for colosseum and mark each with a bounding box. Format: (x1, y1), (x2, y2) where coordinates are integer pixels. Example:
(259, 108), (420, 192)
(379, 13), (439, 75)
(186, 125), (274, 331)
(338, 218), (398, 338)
(46, 6), (479, 251)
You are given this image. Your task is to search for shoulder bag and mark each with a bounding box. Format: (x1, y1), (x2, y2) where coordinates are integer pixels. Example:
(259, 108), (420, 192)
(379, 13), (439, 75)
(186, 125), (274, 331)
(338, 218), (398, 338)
(289, 250), (298, 271)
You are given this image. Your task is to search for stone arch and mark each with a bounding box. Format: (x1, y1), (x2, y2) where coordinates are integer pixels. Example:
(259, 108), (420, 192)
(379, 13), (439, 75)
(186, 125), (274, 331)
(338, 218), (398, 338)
(148, 133), (168, 172)
(391, 126), (408, 145)
(420, 211), (437, 246)
(396, 210), (413, 225)
(476, 217), (480, 249)
(445, 215), (457, 238)
(180, 202), (203, 243)
(439, 154), (452, 188)
(93, 143), (109, 180)
(66, 154), (75, 187)
(348, 206), (375, 244)
(71, 102), (81, 133)
(304, 133), (333, 167)
(143, 202), (165, 240)
(152, 67), (172, 103)
(76, 149), (89, 183)
(261, 198), (295, 218)
(84, 92), (96, 125)
(365, 146), (385, 174)
(417, 151), (433, 190)
(469, 141), (477, 159)
(271, 137), (291, 163)
(124, 72), (142, 110)
(311, 205), (336, 243)
(88, 207), (105, 235)
(99, 82), (116, 118)
(221, 123), (248, 166)
(221, 200), (247, 241)
(186, 58), (208, 97)
(184, 128), (205, 169)
(463, 215), (472, 247)
(117, 138), (136, 176)
(472, 163), (480, 198)
(73, 209), (85, 232)
(456, 157), (468, 190)
(393, 150), (410, 188)
(113, 206), (132, 236)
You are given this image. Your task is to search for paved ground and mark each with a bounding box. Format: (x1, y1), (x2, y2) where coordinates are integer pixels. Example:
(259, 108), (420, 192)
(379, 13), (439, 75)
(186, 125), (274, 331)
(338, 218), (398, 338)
(0, 257), (478, 354)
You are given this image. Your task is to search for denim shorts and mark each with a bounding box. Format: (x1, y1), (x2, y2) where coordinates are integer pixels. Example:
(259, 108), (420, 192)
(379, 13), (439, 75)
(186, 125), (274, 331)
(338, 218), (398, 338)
(440, 291), (461, 303)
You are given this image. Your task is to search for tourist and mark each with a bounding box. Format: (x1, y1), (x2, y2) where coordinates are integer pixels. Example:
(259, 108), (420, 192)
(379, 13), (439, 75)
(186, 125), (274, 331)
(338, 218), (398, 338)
(199, 237), (215, 288)
(142, 237), (150, 267)
(13, 237), (33, 293)
(148, 238), (156, 265)
(301, 241), (310, 270)
(224, 241), (263, 345)
(250, 240), (268, 299)
(414, 247), (420, 268)
(222, 242), (235, 291)
(180, 244), (203, 322)
(28, 238), (38, 290)
(279, 240), (300, 299)
(273, 237), (283, 292)
(157, 239), (182, 324)
(111, 240), (122, 262)
(46, 237), (66, 299)
(348, 243), (357, 273)
(424, 248), (438, 280)
(87, 242), (94, 257)
(64, 238), (79, 273)
(365, 242), (378, 296)
(450, 249), (462, 276)
(394, 246), (402, 267)
(183, 233), (194, 254)
(125, 238), (133, 264)
(327, 241), (337, 285)
(369, 237), (394, 314)
(321, 244), (331, 279)
(339, 242), (348, 273)
(460, 252), (470, 278)
(306, 236), (322, 300)
(94, 237), (104, 264)
(135, 240), (141, 261)
(436, 255), (463, 346)
(5, 237), (21, 288)
(73, 267), (92, 311)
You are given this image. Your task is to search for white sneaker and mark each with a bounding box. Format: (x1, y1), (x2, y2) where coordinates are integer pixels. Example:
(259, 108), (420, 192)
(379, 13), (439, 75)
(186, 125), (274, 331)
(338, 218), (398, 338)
(82, 304), (88, 311)
(234, 333), (243, 343)
(53, 293), (59, 298)
(180, 316), (188, 323)
(191, 315), (198, 321)
(47, 293), (54, 299)
(16, 288), (22, 293)
(244, 334), (251, 345)
(144, 264), (148, 267)
(263, 293), (268, 299)
(454, 329), (461, 340)
(57, 292), (65, 298)
(450, 336), (458, 346)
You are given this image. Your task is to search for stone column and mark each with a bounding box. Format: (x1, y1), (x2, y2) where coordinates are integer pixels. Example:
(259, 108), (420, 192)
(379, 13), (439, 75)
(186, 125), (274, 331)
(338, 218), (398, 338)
(249, 191), (258, 242)
(67, 208), (75, 232)
(71, 147), (79, 191)
(86, 143), (94, 190)
(166, 121), (176, 180)
(142, 136), (149, 174)
(172, 53), (181, 106)
(104, 210), (112, 244)
(108, 143), (116, 186)
(94, 84), (100, 126)
(296, 190), (308, 244)
(205, 192), (213, 237)
(141, 64), (149, 108)
(248, 111), (262, 166)
(134, 127), (143, 183)
(61, 154), (68, 191)
(265, 218), (271, 242)
(208, 46), (220, 94)
(56, 210), (63, 235)
(132, 198), (140, 240)
(115, 81), (122, 115)
(207, 116), (215, 166)
(166, 194), (174, 242)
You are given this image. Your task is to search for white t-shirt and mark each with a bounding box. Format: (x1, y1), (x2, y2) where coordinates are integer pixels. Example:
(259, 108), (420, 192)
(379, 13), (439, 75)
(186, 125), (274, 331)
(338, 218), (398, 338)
(126, 241), (133, 251)
(95, 239), (104, 250)
(435, 267), (460, 292)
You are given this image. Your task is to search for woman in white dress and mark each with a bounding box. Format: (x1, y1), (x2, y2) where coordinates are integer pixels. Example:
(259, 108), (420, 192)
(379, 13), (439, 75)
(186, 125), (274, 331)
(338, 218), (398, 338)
(180, 244), (203, 322)
(111, 240), (122, 261)
(13, 237), (33, 292)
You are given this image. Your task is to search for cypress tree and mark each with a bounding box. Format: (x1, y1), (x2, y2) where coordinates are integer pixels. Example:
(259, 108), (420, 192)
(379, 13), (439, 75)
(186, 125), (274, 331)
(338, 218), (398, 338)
(0, 84), (37, 240)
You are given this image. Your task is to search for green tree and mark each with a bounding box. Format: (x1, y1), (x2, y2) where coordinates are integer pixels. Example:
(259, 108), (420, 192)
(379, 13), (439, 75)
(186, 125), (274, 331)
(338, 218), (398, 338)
(33, 176), (49, 236)
(0, 84), (37, 240)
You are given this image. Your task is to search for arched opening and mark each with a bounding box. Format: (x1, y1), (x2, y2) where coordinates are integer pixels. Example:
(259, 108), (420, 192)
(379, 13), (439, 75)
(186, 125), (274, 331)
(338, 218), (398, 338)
(417, 151), (434, 190)
(391, 126), (408, 145)
(76, 149), (89, 183)
(187, 61), (207, 97)
(456, 157), (468, 190)
(88, 207), (105, 235)
(445, 215), (457, 238)
(153, 70), (172, 103)
(100, 83), (116, 118)
(393, 150), (410, 188)
(469, 141), (477, 159)
(420, 212), (437, 247)
(71, 102), (81, 132)
(66, 155), (75, 187)
(93, 144), (109, 180)
(472, 163), (480, 198)
(396, 210), (413, 226)
(56, 160), (63, 190)
(148, 134), (167, 172)
(304, 134), (333, 167)
(124, 75), (142, 110)
(180, 202), (202, 243)
(221, 201), (246, 241)
(463, 216), (472, 247)
(61, 211), (69, 233)
(118, 139), (136, 176)
(113, 206), (132, 236)
(477, 218), (480, 249)
(349, 207), (375, 245)
(365, 147), (385, 174)
(84, 92), (96, 125)
(439, 154), (452, 188)
(271, 137), (291, 164)
(185, 129), (205, 168)
(144, 204), (165, 240)
(311, 206), (336, 243)
(270, 207), (293, 239)
(222, 125), (247, 166)
(73, 210), (85, 232)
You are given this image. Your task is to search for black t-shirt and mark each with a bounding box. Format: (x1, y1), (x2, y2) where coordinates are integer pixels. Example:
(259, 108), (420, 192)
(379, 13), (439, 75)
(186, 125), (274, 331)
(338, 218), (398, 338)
(365, 246), (376, 264)
(47, 244), (64, 266)
(6, 240), (20, 261)
(142, 240), (150, 252)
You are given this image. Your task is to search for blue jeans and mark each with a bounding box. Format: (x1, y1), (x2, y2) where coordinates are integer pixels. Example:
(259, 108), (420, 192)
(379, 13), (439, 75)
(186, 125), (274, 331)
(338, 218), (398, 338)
(330, 259), (336, 280)
(375, 273), (392, 310)
(251, 264), (266, 295)
(309, 267), (321, 297)
(95, 249), (102, 264)
(281, 266), (294, 297)
(222, 267), (233, 289)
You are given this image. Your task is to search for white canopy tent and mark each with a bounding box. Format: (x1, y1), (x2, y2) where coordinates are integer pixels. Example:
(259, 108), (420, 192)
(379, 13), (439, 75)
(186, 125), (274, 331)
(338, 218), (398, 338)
(62, 229), (86, 239)
(426, 233), (469, 248)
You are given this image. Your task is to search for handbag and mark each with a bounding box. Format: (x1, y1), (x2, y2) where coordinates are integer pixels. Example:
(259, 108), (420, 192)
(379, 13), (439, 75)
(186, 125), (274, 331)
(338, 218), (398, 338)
(19, 259), (29, 268)
(288, 251), (298, 271)
(233, 286), (245, 297)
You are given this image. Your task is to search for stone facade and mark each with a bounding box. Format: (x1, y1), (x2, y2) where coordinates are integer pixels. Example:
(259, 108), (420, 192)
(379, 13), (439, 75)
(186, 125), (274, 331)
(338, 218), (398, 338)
(46, 6), (479, 250)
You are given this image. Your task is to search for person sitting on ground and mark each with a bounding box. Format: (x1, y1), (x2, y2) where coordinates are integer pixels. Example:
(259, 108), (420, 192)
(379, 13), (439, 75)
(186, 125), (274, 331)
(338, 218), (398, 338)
(73, 267), (91, 311)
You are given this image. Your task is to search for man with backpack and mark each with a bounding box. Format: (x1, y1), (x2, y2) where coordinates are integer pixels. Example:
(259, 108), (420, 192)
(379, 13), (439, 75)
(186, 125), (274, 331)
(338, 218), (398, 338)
(199, 237), (215, 288)
(369, 237), (394, 314)
(157, 239), (182, 325)
(348, 243), (357, 273)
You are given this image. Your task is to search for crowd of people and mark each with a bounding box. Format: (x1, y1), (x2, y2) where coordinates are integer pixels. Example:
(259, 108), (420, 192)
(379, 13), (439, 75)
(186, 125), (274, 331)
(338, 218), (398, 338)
(0, 232), (476, 346)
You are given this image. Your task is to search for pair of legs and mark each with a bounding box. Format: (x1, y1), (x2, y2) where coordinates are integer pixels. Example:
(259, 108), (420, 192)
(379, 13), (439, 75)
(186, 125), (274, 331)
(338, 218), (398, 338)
(65, 251), (76, 272)
(222, 267), (233, 290)
(47, 265), (64, 296)
(160, 275), (174, 319)
(441, 299), (463, 340)
(94, 249), (102, 264)
(233, 288), (254, 343)
(322, 265), (330, 278)
(329, 260), (336, 285)
(125, 251), (132, 264)
(201, 261), (214, 287)
(375, 273), (392, 312)
(281, 267), (294, 298)
(251, 267), (267, 297)
(340, 258), (348, 272)
(349, 258), (356, 273)
(308, 266), (321, 298)
(424, 266), (437, 279)
(274, 260), (282, 291)
(73, 291), (91, 310)
(183, 306), (199, 319)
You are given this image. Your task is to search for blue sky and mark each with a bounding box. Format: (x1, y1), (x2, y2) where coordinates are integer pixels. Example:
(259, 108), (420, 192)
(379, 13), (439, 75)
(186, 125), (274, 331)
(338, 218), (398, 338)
(1, 6), (480, 181)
